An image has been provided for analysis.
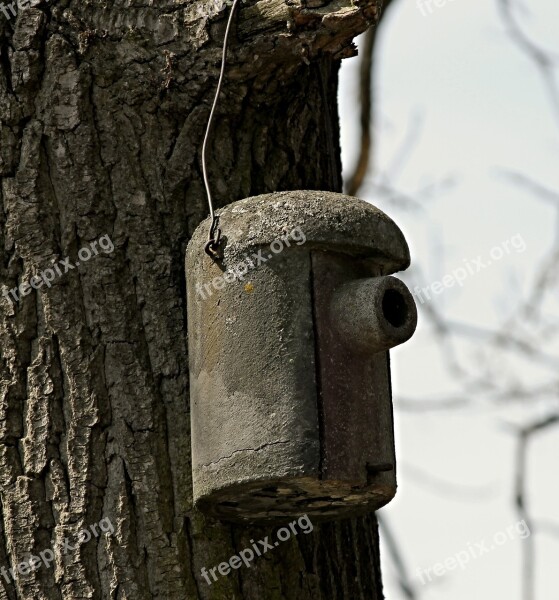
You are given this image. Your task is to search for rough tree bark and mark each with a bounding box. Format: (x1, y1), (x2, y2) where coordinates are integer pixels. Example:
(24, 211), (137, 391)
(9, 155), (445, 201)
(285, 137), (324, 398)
(0, 0), (388, 597)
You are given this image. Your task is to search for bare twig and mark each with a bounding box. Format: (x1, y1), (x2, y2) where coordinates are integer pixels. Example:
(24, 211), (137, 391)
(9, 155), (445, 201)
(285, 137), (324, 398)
(346, 0), (396, 196)
(378, 513), (419, 600)
(346, 26), (375, 197)
(512, 416), (559, 600)
(401, 463), (497, 501)
(497, 0), (559, 129)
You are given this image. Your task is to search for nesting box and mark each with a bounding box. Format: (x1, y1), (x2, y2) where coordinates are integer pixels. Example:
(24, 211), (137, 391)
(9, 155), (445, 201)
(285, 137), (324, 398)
(186, 191), (417, 523)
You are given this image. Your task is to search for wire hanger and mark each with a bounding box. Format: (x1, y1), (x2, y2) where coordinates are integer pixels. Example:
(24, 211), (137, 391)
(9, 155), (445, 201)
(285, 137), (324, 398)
(201, 0), (242, 258)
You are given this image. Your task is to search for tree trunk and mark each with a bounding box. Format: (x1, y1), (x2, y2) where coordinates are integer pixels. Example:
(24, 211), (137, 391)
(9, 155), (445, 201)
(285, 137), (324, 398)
(0, 0), (387, 597)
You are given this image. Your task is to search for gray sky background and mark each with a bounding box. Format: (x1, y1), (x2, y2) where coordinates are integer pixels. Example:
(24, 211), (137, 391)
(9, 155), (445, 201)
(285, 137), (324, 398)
(340, 1), (559, 598)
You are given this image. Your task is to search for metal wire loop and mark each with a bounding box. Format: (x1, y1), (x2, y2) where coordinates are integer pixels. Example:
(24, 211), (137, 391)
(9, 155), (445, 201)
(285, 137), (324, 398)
(204, 216), (222, 258)
(201, 0), (241, 259)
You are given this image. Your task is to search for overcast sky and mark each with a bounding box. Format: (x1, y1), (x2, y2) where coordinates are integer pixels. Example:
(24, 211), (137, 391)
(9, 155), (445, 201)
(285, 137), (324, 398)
(340, 1), (559, 598)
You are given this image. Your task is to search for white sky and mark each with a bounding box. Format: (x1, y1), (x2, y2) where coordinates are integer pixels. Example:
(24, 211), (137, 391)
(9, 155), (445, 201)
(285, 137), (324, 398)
(340, 1), (559, 598)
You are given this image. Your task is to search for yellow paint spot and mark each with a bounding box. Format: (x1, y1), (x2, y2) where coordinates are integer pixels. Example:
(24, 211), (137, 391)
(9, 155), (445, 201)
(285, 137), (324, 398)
(244, 282), (254, 293)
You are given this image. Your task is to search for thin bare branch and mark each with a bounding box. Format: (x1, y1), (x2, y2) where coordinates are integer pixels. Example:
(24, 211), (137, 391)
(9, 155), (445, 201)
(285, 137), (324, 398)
(346, 0), (397, 196)
(401, 463), (498, 501)
(511, 416), (559, 600)
(346, 26), (375, 197)
(378, 513), (419, 600)
(497, 0), (559, 129)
